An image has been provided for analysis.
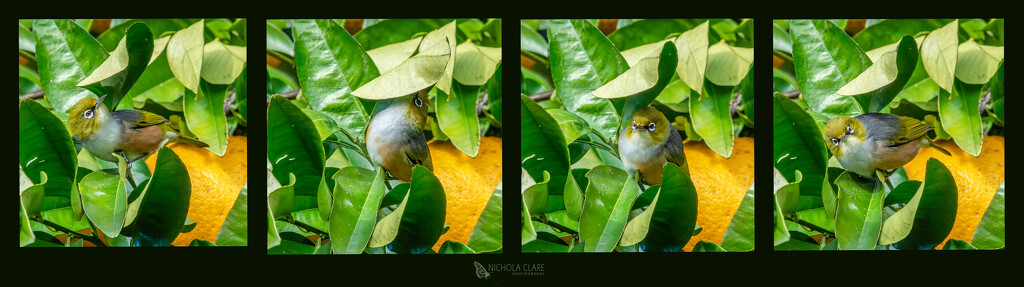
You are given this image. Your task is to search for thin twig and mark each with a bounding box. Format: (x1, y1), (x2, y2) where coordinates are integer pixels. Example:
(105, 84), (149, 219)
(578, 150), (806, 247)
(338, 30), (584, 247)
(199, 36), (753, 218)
(280, 90), (301, 99)
(782, 89), (801, 99)
(477, 90), (489, 117)
(531, 217), (579, 238)
(224, 90), (236, 116)
(285, 217), (329, 239)
(979, 89), (991, 113)
(20, 90), (44, 100)
(730, 91), (744, 117)
(529, 90), (554, 102)
(31, 217), (107, 247)
(788, 216), (836, 237)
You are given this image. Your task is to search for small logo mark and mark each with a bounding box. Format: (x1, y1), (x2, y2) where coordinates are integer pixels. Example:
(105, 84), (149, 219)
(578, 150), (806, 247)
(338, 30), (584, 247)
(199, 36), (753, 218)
(474, 261), (490, 279)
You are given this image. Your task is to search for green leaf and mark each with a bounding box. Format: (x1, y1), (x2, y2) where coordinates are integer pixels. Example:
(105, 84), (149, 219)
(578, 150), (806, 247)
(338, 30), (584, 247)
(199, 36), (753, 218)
(183, 82), (228, 156)
(19, 99), (77, 202)
(889, 159), (958, 250)
(19, 22), (35, 53)
(487, 61), (502, 125)
(521, 94), (570, 196)
(522, 232), (569, 253)
(33, 19), (108, 113)
(705, 41), (753, 87)
(236, 65), (247, 121)
(943, 239), (977, 250)
(773, 93), (828, 209)
(521, 191), (537, 245)
(921, 20), (959, 92)
(19, 199), (35, 247)
(548, 19), (628, 140)
(293, 19), (376, 138)
(20, 169), (47, 217)
(954, 39), (1004, 84)
(166, 20), (205, 93)
(78, 171), (127, 237)
(640, 163), (698, 252)
(690, 81), (733, 157)
(77, 23), (154, 109)
(594, 41), (678, 124)
(438, 241), (476, 254)
(790, 19), (869, 118)
(215, 184), (248, 246)
(267, 172), (295, 219)
(853, 19), (948, 51)
(836, 35), (919, 113)
(468, 181), (503, 253)
(522, 169), (550, 216)
(972, 181), (1004, 249)
(98, 19), (197, 51)
(454, 41), (501, 86)
(740, 63), (755, 122)
(834, 172), (884, 250)
(721, 182), (754, 251)
(692, 241), (727, 252)
(201, 40), (247, 85)
(436, 83), (481, 157)
(774, 168), (802, 215)
(608, 19), (708, 51)
(773, 192), (790, 246)
(330, 167), (386, 254)
(267, 201), (281, 249)
(884, 180), (921, 206)
(418, 21), (457, 95)
(387, 166), (447, 254)
(772, 22), (792, 54)
(366, 37), (422, 74)
(939, 81), (983, 157)
(546, 109), (591, 144)
(124, 147), (191, 246)
(269, 232), (316, 254)
(520, 21), (548, 57)
(354, 19), (459, 51)
(351, 38), (449, 101)
(266, 21), (294, 57)
(268, 95), (326, 200)
(579, 165), (639, 252)
(124, 48), (185, 106)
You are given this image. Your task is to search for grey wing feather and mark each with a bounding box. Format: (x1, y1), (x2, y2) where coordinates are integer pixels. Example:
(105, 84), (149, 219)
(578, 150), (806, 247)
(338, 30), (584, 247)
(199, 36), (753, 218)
(663, 126), (689, 174)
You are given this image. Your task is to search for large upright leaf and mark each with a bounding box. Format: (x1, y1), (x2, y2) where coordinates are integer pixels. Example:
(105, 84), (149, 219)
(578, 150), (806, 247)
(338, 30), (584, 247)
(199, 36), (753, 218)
(184, 82), (228, 156)
(579, 165), (639, 252)
(642, 163), (698, 252)
(436, 83), (481, 157)
(690, 81), (734, 157)
(166, 20), (205, 93)
(388, 166), (447, 254)
(920, 20), (959, 92)
(352, 39), (450, 100)
(419, 21), (457, 95)
(266, 21), (294, 57)
(19, 99), (77, 200)
(594, 41), (678, 124)
(939, 81), (983, 157)
(366, 37), (422, 74)
(548, 19), (629, 139)
(835, 172), (884, 250)
(673, 21), (709, 94)
(520, 94), (569, 196)
(721, 183), (755, 251)
(124, 147), (191, 246)
(124, 48), (185, 105)
(78, 171), (127, 237)
(836, 35), (919, 112)
(293, 19), (377, 139)
(889, 158), (958, 250)
(330, 167), (386, 254)
(520, 21), (548, 57)
(790, 19), (869, 118)
(267, 95), (326, 200)
(33, 19), (108, 113)
(77, 23), (154, 109)
(216, 184), (248, 246)
(972, 181), (1004, 249)
(468, 181), (503, 253)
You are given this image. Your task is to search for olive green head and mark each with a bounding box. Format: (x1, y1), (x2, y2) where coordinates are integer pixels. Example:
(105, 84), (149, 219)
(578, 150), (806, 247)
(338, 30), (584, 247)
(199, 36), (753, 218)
(67, 95), (109, 140)
(823, 116), (867, 157)
(624, 106), (670, 143)
(405, 88), (431, 130)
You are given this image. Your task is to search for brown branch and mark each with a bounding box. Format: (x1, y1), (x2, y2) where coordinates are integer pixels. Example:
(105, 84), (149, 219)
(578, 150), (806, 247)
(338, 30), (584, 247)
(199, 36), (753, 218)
(477, 90), (489, 117)
(20, 90), (44, 100)
(224, 90), (236, 116)
(280, 90), (301, 99)
(782, 89), (801, 99)
(529, 90), (554, 102)
(731, 91), (743, 117)
(979, 89), (991, 112)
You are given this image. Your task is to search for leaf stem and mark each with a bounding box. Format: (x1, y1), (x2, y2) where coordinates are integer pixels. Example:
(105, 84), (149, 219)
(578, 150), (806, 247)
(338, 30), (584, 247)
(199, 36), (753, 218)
(772, 49), (794, 64)
(284, 216), (329, 240)
(31, 217), (107, 247)
(531, 216), (579, 238)
(787, 216), (835, 237)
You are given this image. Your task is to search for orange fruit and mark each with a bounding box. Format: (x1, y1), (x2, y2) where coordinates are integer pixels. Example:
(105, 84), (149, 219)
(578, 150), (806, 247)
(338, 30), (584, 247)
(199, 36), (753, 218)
(682, 137), (755, 252)
(428, 137), (503, 252)
(145, 136), (248, 246)
(902, 136), (1004, 249)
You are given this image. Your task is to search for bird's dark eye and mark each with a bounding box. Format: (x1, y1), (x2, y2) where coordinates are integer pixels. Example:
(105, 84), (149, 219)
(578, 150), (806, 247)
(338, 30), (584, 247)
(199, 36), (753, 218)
(84, 109), (94, 119)
(632, 120), (638, 128)
(413, 97), (423, 107)
(846, 126), (854, 135)
(647, 123), (656, 132)
(831, 138), (839, 146)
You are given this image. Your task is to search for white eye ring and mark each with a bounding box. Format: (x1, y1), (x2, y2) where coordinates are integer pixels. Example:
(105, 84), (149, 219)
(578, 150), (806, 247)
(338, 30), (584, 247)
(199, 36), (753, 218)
(647, 123), (656, 132)
(831, 138), (839, 146)
(846, 126), (854, 135)
(414, 97), (423, 107)
(84, 109), (94, 119)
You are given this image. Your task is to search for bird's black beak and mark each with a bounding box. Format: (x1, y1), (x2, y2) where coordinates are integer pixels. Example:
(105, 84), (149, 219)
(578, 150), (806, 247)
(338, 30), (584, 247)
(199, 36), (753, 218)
(94, 94), (107, 110)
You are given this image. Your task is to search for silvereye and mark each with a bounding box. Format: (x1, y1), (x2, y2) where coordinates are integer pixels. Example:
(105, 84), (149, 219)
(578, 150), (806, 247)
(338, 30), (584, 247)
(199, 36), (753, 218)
(68, 95), (207, 164)
(618, 106), (689, 185)
(823, 113), (951, 178)
(365, 89), (433, 182)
